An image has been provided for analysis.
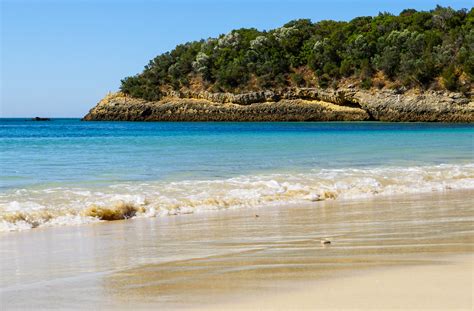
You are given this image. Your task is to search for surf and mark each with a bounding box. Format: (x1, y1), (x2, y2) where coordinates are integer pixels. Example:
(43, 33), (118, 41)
(1, 163), (473, 232)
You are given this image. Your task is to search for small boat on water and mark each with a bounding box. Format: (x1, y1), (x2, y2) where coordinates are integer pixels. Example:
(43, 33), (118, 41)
(32, 117), (51, 121)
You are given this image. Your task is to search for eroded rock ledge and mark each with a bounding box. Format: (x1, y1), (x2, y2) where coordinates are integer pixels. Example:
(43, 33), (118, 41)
(83, 87), (473, 122)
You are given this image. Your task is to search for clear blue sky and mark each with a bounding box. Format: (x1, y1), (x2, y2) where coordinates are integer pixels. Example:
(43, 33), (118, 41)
(1, 0), (471, 117)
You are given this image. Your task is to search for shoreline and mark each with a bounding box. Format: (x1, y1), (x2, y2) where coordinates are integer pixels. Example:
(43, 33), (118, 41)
(1, 190), (472, 309)
(2, 188), (473, 234)
(2, 162), (473, 233)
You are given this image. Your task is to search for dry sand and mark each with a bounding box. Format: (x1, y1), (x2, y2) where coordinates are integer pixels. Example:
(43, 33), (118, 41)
(207, 254), (473, 310)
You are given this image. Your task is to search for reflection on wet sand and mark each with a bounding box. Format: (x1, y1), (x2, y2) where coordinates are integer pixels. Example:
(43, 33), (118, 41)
(1, 191), (473, 309)
(104, 190), (473, 308)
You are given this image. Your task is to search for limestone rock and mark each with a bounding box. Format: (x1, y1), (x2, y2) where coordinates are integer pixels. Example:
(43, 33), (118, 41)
(83, 87), (473, 122)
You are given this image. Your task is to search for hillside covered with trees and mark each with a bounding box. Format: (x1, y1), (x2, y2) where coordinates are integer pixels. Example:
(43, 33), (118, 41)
(120, 6), (473, 101)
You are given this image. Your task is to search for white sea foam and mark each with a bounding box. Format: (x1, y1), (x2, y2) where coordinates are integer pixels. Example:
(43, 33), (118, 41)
(1, 164), (473, 232)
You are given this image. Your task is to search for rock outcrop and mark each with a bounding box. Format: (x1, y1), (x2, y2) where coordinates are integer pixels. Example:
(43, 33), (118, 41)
(83, 88), (473, 122)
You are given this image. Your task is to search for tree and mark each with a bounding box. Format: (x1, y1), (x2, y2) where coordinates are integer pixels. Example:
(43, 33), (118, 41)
(119, 6), (471, 99)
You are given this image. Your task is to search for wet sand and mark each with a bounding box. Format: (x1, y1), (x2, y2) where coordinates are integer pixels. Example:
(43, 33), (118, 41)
(1, 190), (473, 310)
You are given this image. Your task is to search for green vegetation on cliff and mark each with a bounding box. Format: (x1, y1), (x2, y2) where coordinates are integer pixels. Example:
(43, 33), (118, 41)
(121, 6), (473, 101)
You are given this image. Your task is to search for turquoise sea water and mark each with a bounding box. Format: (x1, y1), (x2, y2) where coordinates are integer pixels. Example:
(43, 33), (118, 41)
(1, 119), (473, 231)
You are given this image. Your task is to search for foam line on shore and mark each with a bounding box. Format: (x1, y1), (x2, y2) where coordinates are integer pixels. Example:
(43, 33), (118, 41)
(1, 163), (473, 232)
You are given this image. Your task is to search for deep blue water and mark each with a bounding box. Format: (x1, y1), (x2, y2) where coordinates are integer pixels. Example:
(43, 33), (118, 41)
(1, 119), (472, 190)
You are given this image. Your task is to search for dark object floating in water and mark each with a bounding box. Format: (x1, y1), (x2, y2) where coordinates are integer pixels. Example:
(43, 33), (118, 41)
(320, 239), (331, 245)
(255, 214), (259, 218)
(32, 117), (51, 121)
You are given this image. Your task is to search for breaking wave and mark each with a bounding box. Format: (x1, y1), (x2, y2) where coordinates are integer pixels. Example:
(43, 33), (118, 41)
(1, 163), (473, 232)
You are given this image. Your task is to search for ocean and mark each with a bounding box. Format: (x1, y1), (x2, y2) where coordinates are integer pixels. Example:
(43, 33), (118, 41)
(1, 119), (473, 231)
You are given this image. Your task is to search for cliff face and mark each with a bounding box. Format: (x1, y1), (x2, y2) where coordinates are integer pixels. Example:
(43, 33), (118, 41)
(83, 88), (473, 122)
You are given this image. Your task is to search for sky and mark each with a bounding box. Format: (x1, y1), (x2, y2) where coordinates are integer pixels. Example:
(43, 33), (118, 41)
(1, 0), (472, 117)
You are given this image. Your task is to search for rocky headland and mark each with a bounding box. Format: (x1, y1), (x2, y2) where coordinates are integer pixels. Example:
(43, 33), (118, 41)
(83, 87), (473, 122)
(84, 7), (474, 123)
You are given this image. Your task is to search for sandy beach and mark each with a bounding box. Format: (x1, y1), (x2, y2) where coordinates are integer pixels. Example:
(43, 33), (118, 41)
(3, 2), (474, 310)
(207, 254), (473, 310)
(1, 190), (473, 310)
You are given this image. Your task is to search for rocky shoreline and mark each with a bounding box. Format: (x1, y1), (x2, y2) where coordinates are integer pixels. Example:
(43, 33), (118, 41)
(83, 87), (473, 122)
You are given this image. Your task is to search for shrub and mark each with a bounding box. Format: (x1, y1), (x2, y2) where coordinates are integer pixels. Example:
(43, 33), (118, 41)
(119, 6), (471, 99)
